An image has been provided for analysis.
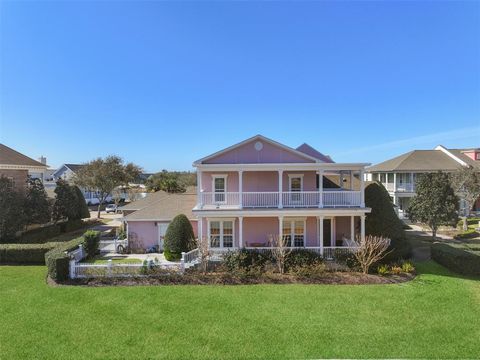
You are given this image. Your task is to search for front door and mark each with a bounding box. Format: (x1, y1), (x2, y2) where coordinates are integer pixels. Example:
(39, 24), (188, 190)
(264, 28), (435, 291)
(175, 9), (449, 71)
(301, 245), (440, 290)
(289, 176), (303, 203)
(323, 219), (332, 247)
(158, 223), (169, 251)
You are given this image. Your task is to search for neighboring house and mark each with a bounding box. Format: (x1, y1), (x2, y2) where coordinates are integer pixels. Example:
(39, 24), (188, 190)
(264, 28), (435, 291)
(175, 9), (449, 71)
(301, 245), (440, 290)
(0, 143), (48, 191)
(52, 163), (113, 205)
(123, 189), (198, 251)
(192, 135), (370, 255)
(365, 145), (480, 218)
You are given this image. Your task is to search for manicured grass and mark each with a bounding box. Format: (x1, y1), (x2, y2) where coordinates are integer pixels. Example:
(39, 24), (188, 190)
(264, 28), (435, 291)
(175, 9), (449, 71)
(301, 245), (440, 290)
(82, 256), (143, 264)
(0, 262), (479, 359)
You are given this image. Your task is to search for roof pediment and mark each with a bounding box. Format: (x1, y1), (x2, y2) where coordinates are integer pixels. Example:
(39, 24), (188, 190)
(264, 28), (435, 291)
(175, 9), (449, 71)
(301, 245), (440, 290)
(194, 135), (319, 165)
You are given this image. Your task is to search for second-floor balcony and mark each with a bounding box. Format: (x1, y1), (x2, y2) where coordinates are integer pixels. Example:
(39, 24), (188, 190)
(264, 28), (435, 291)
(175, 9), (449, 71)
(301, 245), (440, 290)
(199, 190), (362, 209)
(383, 182), (415, 193)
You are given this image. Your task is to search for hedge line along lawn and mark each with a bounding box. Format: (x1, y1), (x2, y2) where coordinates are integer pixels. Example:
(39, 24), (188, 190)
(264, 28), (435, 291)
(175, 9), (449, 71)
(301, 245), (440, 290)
(1, 262), (479, 360)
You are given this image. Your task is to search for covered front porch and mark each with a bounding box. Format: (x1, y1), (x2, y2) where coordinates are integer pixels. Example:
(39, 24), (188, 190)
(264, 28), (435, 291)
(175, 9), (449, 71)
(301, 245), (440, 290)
(197, 213), (366, 258)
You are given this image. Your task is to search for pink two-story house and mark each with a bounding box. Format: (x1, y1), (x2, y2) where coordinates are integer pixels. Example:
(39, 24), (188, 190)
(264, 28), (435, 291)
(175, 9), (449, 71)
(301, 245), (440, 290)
(193, 135), (371, 257)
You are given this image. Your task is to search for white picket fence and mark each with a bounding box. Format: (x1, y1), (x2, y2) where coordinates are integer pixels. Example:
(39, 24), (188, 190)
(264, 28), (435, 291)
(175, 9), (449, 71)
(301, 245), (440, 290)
(68, 247), (201, 279)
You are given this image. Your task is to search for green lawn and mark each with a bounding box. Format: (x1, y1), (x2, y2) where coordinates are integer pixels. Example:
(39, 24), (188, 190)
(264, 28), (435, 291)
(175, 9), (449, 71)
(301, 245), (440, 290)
(0, 262), (479, 359)
(81, 256), (143, 264)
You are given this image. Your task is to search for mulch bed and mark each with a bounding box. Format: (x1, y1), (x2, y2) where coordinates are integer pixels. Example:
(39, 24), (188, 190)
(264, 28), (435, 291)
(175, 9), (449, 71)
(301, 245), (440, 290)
(50, 271), (415, 287)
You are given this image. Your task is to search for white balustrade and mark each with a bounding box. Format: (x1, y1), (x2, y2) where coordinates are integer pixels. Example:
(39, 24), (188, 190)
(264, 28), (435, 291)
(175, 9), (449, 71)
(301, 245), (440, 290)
(200, 191), (361, 208)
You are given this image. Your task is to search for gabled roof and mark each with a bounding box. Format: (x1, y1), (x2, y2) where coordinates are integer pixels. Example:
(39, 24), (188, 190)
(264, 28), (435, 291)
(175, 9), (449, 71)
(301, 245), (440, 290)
(444, 149), (480, 169)
(296, 143), (334, 163)
(64, 164), (85, 172)
(194, 135), (320, 164)
(120, 187), (197, 212)
(124, 191), (197, 221)
(0, 143), (47, 168)
(367, 150), (464, 172)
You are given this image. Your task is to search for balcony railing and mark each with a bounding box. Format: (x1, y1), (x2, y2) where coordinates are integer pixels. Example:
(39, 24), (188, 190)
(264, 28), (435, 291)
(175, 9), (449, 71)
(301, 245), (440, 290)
(382, 183), (415, 192)
(199, 190), (362, 209)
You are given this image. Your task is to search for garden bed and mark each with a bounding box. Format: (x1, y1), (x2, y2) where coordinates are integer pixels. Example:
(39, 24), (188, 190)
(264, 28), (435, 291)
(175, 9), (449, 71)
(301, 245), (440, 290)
(53, 271), (415, 286)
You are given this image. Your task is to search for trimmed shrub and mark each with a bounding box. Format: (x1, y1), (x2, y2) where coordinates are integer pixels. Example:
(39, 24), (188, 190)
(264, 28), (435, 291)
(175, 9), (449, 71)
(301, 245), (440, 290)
(83, 230), (100, 258)
(431, 243), (480, 276)
(223, 249), (273, 272)
(164, 215), (195, 261)
(15, 224), (62, 244)
(454, 229), (479, 240)
(45, 236), (85, 281)
(0, 243), (58, 264)
(365, 182), (412, 261)
(284, 249), (323, 271)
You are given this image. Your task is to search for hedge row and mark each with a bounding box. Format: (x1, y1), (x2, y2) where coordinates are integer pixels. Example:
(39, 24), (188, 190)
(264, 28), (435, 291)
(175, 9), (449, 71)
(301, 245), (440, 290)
(0, 243), (58, 264)
(431, 243), (480, 277)
(11, 219), (88, 244)
(45, 236), (86, 281)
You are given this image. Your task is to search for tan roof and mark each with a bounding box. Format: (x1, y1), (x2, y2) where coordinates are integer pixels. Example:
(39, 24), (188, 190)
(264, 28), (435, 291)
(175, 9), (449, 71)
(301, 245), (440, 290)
(367, 150), (465, 172)
(124, 192), (197, 221)
(120, 186), (196, 211)
(0, 144), (47, 168)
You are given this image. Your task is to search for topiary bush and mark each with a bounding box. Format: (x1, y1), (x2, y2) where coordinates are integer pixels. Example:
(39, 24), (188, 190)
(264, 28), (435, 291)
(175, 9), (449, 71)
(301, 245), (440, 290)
(0, 243), (58, 264)
(83, 230), (100, 259)
(365, 182), (411, 261)
(164, 215), (195, 261)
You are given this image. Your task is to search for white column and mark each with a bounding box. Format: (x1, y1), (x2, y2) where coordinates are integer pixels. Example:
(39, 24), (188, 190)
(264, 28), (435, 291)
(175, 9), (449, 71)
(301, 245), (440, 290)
(197, 169), (203, 208)
(339, 171), (343, 189)
(278, 216), (283, 242)
(350, 170), (354, 190)
(350, 215), (355, 241)
(319, 216), (324, 255)
(238, 170), (243, 208)
(331, 218), (335, 247)
(318, 169), (324, 208)
(361, 215), (365, 242)
(239, 216), (243, 248)
(393, 172), (397, 192)
(360, 169), (365, 207)
(198, 217), (203, 242)
(278, 170), (283, 209)
(410, 172), (414, 191)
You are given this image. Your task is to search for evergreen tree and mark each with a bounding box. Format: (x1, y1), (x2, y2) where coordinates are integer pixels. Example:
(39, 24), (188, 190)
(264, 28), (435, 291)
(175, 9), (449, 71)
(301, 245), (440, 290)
(365, 182), (410, 260)
(407, 172), (459, 239)
(72, 185), (90, 219)
(25, 178), (51, 224)
(52, 179), (77, 222)
(0, 176), (26, 242)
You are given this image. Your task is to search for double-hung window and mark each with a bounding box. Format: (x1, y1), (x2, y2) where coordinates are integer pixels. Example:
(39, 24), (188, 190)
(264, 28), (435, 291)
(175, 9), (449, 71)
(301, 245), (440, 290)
(209, 220), (234, 248)
(282, 219), (305, 247)
(288, 174), (303, 203)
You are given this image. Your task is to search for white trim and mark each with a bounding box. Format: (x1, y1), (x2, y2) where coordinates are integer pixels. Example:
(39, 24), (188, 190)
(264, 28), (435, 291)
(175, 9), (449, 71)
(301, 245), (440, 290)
(212, 175), (227, 203)
(281, 218), (306, 247)
(207, 218), (236, 249)
(193, 208), (371, 217)
(435, 145), (468, 167)
(194, 135), (320, 165)
(195, 162), (370, 172)
(288, 174), (304, 192)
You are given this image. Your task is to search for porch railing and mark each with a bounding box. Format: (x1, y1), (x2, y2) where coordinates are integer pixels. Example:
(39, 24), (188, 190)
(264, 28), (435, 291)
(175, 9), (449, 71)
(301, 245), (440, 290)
(200, 190), (362, 208)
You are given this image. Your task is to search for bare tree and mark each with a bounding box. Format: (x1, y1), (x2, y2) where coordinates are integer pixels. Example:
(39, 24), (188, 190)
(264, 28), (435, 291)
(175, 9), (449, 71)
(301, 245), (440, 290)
(197, 237), (210, 274)
(353, 235), (391, 274)
(268, 234), (292, 275)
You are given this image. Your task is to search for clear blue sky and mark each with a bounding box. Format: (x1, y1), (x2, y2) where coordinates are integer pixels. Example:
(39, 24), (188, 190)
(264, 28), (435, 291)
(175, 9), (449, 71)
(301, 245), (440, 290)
(1, 1), (479, 172)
